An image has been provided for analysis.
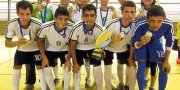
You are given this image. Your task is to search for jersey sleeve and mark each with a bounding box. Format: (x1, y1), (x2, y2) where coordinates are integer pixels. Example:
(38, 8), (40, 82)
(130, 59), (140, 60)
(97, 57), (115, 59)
(6, 22), (15, 39)
(70, 27), (79, 41)
(37, 25), (48, 39)
(132, 23), (144, 47)
(164, 23), (174, 50)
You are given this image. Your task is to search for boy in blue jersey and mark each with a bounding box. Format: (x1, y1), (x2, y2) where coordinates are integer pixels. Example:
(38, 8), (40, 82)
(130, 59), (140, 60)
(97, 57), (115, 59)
(130, 5), (173, 90)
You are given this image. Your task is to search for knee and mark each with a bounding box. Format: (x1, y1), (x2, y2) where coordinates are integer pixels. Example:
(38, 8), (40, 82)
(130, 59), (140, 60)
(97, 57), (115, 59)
(13, 65), (22, 69)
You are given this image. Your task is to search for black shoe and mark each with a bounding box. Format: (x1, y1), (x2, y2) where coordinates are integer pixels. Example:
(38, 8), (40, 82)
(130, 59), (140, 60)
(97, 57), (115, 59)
(124, 85), (129, 90)
(24, 84), (34, 90)
(54, 78), (60, 85)
(144, 78), (149, 88)
(117, 83), (124, 90)
(46, 85), (50, 90)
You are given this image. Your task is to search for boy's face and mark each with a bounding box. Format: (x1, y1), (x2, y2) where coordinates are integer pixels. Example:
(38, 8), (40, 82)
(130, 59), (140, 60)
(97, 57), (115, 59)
(100, 0), (108, 6)
(54, 15), (69, 30)
(17, 8), (32, 25)
(82, 10), (97, 27)
(148, 16), (164, 31)
(122, 6), (136, 22)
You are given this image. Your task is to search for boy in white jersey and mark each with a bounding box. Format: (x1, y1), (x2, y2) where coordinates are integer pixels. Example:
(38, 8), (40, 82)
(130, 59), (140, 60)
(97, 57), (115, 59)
(5, 1), (47, 90)
(104, 1), (136, 90)
(69, 4), (103, 90)
(96, 0), (117, 28)
(71, 0), (90, 23)
(49, 0), (72, 85)
(70, 0), (93, 88)
(37, 7), (73, 90)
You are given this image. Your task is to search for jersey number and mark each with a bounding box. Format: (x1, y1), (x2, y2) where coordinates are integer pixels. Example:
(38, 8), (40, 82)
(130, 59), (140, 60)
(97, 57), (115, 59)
(34, 54), (41, 61)
(156, 51), (164, 58)
(56, 41), (61, 46)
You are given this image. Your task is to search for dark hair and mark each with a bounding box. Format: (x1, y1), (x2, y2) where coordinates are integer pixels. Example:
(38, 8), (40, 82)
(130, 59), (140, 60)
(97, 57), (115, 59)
(121, 1), (136, 11)
(147, 5), (166, 19)
(141, 0), (156, 9)
(55, 6), (69, 17)
(82, 4), (97, 15)
(16, 1), (33, 14)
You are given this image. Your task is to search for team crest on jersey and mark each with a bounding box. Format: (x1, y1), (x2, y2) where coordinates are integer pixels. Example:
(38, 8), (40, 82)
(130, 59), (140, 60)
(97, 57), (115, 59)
(84, 37), (88, 43)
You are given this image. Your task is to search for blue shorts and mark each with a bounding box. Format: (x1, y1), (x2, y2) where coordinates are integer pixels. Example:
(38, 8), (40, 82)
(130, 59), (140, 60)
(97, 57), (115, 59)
(76, 49), (101, 66)
(14, 50), (41, 66)
(45, 51), (68, 67)
(148, 45), (164, 62)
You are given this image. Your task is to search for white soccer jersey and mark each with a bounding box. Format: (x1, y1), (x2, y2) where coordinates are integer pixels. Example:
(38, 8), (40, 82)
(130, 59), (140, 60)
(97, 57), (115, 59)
(117, 7), (122, 18)
(105, 18), (135, 52)
(38, 21), (73, 51)
(71, 4), (82, 23)
(139, 6), (148, 16)
(70, 21), (103, 50)
(6, 17), (41, 52)
(49, 4), (72, 16)
(96, 7), (115, 28)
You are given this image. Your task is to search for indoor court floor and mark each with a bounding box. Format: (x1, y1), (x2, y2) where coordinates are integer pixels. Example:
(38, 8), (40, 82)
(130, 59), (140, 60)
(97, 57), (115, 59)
(0, 36), (180, 90)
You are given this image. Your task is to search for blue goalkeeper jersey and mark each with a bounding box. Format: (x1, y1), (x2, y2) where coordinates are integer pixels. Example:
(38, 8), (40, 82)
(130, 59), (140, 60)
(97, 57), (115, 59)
(132, 17), (173, 62)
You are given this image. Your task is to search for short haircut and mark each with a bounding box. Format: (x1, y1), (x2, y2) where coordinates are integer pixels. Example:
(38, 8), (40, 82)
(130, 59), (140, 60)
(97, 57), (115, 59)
(16, 0), (33, 14)
(54, 6), (69, 17)
(147, 5), (166, 19)
(121, 1), (136, 11)
(82, 4), (97, 15)
(141, 0), (156, 9)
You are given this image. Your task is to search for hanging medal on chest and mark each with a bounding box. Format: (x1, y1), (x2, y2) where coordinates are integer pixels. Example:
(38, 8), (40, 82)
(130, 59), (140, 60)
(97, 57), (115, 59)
(100, 7), (109, 27)
(18, 18), (31, 41)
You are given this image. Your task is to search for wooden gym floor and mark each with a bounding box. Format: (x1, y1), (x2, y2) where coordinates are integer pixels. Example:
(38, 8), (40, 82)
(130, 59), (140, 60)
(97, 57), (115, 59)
(0, 36), (180, 90)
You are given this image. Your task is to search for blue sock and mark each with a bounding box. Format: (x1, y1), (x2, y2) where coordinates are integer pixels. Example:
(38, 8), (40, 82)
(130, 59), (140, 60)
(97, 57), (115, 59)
(137, 61), (146, 90)
(158, 64), (168, 90)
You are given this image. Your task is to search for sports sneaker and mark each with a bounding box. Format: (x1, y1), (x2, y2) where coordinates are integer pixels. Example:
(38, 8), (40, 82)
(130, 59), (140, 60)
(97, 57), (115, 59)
(24, 84), (34, 90)
(85, 78), (91, 88)
(144, 78), (149, 88)
(54, 78), (60, 85)
(149, 87), (155, 90)
(124, 85), (129, 90)
(46, 85), (50, 90)
(117, 83), (124, 90)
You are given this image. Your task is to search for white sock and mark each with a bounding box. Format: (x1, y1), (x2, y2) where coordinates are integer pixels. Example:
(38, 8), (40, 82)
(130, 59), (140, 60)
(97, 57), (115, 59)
(125, 65), (129, 86)
(93, 66), (103, 90)
(128, 66), (136, 90)
(63, 67), (71, 90)
(73, 71), (81, 90)
(44, 67), (56, 90)
(13, 69), (21, 90)
(117, 64), (124, 84)
(104, 65), (112, 90)
(38, 69), (47, 90)
(84, 59), (90, 81)
(53, 65), (60, 79)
